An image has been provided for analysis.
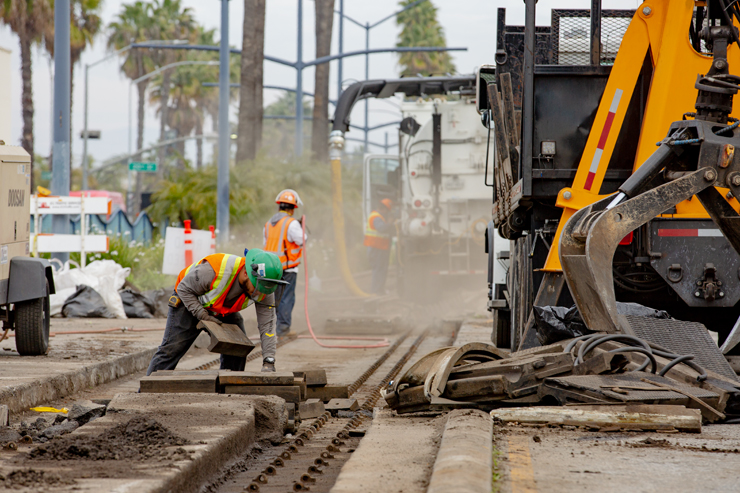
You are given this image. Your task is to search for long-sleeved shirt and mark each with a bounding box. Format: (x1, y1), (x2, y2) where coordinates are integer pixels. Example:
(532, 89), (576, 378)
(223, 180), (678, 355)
(176, 262), (275, 331)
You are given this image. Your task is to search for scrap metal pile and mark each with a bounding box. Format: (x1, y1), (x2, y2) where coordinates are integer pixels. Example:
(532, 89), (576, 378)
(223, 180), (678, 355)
(383, 318), (740, 425)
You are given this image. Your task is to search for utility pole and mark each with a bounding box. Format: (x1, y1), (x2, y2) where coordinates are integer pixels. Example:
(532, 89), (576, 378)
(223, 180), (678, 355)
(295, 0), (304, 157)
(218, 0), (230, 245)
(337, 0), (343, 100)
(51, 0), (71, 263)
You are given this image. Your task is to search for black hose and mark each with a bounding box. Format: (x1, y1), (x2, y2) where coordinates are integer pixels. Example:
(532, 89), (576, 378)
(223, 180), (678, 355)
(608, 347), (657, 374)
(658, 354), (695, 377)
(577, 334), (652, 366)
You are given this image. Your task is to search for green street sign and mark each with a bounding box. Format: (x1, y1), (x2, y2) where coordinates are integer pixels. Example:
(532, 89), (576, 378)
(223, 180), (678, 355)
(41, 171), (52, 180)
(129, 162), (157, 172)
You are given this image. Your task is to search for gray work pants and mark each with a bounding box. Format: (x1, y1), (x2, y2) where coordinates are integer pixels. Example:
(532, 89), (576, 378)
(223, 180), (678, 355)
(368, 247), (391, 295)
(146, 300), (248, 375)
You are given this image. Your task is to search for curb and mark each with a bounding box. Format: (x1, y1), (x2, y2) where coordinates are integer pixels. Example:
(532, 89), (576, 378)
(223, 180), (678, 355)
(427, 408), (493, 493)
(0, 347), (156, 415)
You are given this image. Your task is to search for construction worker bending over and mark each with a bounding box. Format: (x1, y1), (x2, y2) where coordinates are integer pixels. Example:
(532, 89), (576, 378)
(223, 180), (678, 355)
(147, 249), (288, 374)
(264, 189), (305, 338)
(365, 198), (394, 294)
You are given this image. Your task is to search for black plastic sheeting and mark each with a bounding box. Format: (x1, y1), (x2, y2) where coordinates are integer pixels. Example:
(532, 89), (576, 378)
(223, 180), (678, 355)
(119, 288), (156, 318)
(534, 302), (671, 345)
(62, 285), (116, 319)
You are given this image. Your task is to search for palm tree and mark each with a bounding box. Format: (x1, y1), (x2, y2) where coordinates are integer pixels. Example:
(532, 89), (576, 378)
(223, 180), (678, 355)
(235, 0), (265, 164)
(311, 0), (334, 162)
(0, 0), (52, 187)
(145, 0), (196, 176)
(108, 1), (156, 160)
(396, 0), (455, 76)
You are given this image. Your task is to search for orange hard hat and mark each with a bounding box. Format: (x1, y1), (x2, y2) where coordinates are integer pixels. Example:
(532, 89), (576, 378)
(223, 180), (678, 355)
(275, 189), (302, 208)
(381, 198), (393, 209)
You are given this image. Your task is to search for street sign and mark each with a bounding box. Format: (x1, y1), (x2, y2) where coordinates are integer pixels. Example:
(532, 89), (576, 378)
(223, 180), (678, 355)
(129, 162), (157, 172)
(41, 171), (52, 180)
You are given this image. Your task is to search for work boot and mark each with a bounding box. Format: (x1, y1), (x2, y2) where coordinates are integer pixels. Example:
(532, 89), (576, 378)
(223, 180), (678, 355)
(261, 357), (276, 373)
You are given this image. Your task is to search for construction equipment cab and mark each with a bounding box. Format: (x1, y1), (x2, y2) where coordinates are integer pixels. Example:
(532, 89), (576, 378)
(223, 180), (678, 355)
(1, 146), (55, 355)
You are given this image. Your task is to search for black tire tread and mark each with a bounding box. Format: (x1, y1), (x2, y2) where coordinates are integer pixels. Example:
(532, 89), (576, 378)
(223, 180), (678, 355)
(15, 290), (49, 356)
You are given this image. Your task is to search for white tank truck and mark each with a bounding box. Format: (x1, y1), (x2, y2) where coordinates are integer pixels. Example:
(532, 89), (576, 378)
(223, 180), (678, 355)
(329, 77), (507, 301)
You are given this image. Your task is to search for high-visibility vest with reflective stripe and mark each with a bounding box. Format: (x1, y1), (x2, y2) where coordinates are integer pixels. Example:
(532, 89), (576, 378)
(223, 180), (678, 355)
(175, 253), (252, 315)
(264, 214), (303, 269)
(364, 211), (390, 250)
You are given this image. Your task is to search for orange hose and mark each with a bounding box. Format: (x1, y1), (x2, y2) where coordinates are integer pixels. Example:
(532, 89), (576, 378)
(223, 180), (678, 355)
(301, 215), (389, 349)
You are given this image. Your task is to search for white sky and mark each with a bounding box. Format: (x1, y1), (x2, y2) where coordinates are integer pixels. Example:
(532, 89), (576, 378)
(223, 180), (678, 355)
(0, 0), (642, 168)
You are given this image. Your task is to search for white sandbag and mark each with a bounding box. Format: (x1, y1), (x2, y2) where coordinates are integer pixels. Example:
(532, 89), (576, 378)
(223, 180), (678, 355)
(50, 260), (130, 319)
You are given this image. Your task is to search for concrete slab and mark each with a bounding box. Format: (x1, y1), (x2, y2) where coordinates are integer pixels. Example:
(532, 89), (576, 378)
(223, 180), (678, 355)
(428, 409), (493, 493)
(330, 409), (446, 493)
(0, 392), (286, 493)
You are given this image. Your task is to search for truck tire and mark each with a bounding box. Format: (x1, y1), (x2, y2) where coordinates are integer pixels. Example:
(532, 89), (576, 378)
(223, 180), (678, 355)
(15, 281), (50, 356)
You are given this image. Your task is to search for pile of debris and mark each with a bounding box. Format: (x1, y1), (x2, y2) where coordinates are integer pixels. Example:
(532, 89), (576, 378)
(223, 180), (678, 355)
(383, 317), (740, 431)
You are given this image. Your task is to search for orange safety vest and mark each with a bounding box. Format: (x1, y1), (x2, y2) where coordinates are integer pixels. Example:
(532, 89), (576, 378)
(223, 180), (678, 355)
(176, 253), (255, 316)
(364, 211), (390, 250)
(264, 214), (303, 269)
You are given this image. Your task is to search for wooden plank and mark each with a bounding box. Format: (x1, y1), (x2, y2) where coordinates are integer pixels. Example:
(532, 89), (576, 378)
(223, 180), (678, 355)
(299, 399), (326, 420)
(305, 385), (350, 402)
(500, 72), (519, 149)
(325, 399), (359, 412)
(491, 405), (702, 433)
(140, 374), (218, 394)
(293, 369), (328, 387)
(222, 385), (302, 404)
(217, 371), (295, 386)
(486, 83), (513, 187)
(197, 321), (255, 357)
(294, 377), (307, 401)
(150, 370), (220, 377)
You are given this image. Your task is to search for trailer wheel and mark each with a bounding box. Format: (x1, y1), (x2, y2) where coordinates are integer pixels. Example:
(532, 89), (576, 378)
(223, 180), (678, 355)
(15, 281), (50, 356)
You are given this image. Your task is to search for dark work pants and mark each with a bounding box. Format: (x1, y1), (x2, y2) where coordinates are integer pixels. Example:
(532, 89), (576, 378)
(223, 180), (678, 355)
(368, 247), (391, 295)
(146, 299), (247, 375)
(276, 271), (297, 336)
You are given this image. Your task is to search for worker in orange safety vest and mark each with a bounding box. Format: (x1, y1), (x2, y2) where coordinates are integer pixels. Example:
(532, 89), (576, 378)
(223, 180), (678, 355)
(365, 198), (394, 294)
(264, 189), (305, 337)
(146, 249), (288, 374)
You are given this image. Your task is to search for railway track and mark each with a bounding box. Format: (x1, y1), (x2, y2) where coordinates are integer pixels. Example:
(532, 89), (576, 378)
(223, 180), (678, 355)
(209, 327), (437, 493)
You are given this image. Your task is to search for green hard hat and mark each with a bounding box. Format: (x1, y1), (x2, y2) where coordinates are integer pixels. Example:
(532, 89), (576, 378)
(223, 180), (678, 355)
(244, 248), (288, 295)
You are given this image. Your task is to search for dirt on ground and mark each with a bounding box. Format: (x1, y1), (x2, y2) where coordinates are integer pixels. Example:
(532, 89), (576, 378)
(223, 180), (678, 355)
(0, 468), (75, 490)
(25, 415), (190, 462)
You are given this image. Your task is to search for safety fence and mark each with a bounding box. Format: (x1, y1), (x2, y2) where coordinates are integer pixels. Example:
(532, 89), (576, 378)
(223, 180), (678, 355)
(31, 210), (156, 245)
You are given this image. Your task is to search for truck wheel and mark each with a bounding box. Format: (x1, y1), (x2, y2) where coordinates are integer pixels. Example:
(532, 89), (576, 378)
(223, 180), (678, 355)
(15, 281), (50, 356)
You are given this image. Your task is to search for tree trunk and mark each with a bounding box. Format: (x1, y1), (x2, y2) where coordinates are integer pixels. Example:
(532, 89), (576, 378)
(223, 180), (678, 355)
(20, 33), (34, 187)
(136, 80), (147, 157)
(236, 0), (266, 164)
(311, 0), (335, 162)
(196, 117), (203, 169)
(157, 70), (170, 179)
(134, 80), (147, 216)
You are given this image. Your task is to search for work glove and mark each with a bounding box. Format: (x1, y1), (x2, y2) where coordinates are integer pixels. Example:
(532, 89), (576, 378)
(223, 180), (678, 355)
(203, 315), (223, 325)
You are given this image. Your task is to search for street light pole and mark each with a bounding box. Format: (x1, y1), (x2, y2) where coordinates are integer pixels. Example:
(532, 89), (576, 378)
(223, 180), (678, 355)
(217, 0), (230, 245)
(364, 23), (369, 152)
(126, 60), (219, 214)
(295, 0), (304, 157)
(337, 0), (343, 100)
(51, 0), (71, 264)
